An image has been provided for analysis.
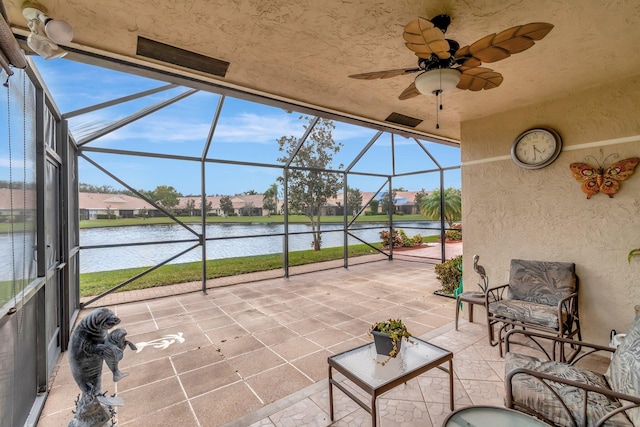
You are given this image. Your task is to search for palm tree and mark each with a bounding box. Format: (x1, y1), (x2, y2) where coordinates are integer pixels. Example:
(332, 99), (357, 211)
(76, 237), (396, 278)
(420, 187), (461, 227)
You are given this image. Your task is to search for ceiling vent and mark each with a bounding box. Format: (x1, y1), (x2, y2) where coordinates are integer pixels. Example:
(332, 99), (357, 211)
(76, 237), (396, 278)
(136, 37), (229, 78)
(385, 112), (423, 128)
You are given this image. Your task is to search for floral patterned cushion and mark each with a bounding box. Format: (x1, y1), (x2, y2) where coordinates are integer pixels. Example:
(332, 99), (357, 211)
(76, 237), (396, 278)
(488, 299), (564, 329)
(605, 313), (640, 425)
(507, 353), (633, 426)
(508, 259), (577, 306)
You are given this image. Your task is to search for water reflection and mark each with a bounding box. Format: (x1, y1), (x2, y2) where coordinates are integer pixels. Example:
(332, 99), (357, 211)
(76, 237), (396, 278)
(78, 221), (440, 273)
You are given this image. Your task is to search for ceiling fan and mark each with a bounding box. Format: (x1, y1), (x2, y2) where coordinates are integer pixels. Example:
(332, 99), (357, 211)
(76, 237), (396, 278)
(349, 15), (553, 128)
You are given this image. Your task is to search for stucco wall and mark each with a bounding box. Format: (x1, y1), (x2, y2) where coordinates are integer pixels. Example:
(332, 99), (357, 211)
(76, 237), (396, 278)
(460, 74), (640, 344)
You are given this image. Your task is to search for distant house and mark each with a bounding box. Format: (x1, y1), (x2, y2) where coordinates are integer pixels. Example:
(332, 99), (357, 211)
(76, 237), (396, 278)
(0, 187), (37, 221)
(78, 192), (151, 220)
(176, 194), (281, 217)
(325, 191), (429, 216)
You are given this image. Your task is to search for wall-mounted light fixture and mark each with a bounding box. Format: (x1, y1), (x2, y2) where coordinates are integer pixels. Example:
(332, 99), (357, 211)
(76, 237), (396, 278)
(22, 1), (74, 59)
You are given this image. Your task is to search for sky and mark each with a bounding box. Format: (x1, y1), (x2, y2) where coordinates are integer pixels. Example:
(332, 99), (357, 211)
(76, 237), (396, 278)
(23, 57), (461, 196)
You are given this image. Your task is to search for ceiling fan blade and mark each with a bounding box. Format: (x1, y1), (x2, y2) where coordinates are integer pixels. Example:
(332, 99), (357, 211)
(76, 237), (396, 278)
(456, 67), (504, 91)
(398, 82), (421, 100)
(349, 67), (421, 80)
(403, 18), (450, 60)
(455, 22), (553, 64)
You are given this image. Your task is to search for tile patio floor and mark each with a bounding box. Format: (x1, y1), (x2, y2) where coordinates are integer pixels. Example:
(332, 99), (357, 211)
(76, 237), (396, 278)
(37, 247), (543, 427)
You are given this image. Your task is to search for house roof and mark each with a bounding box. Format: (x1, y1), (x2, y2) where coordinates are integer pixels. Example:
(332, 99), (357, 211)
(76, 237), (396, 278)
(78, 192), (150, 210)
(0, 187), (36, 210)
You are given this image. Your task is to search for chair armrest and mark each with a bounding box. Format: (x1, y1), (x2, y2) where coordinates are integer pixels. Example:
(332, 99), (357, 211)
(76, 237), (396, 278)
(557, 292), (578, 313)
(486, 284), (509, 304)
(557, 291), (578, 307)
(505, 328), (615, 363)
(506, 367), (640, 426)
(556, 292), (579, 335)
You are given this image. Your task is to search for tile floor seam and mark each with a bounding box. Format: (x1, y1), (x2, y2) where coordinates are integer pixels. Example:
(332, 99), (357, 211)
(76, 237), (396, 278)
(118, 400), (192, 426)
(185, 377), (247, 401)
(169, 356), (202, 427)
(145, 301), (160, 330)
(243, 379), (266, 405)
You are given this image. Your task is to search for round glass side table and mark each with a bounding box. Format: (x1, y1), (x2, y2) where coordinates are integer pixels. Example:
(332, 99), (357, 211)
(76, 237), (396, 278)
(442, 405), (550, 426)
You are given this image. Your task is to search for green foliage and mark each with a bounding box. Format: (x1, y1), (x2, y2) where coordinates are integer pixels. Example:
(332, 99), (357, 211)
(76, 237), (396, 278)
(96, 213), (117, 220)
(151, 185), (181, 212)
(445, 230), (462, 241)
(369, 199), (379, 214)
(414, 188), (428, 206)
(276, 117), (343, 250)
(435, 255), (463, 294)
(346, 186), (363, 216)
(420, 187), (462, 227)
(184, 198), (197, 216)
(379, 229), (423, 248)
(220, 195), (234, 215)
(201, 199), (213, 214)
(262, 183), (279, 215)
(79, 183), (135, 196)
(379, 190), (397, 215)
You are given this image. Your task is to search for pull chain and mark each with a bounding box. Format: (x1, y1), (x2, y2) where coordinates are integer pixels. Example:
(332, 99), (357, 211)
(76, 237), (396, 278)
(434, 89), (442, 129)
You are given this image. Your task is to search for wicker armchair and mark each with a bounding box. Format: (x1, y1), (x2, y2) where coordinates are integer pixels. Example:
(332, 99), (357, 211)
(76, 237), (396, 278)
(504, 314), (640, 427)
(486, 259), (581, 359)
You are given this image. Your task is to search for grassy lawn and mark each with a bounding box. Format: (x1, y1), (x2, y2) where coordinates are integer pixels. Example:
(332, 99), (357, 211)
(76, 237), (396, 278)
(79, 214), (429, 229)
(80, 242), (389, 297)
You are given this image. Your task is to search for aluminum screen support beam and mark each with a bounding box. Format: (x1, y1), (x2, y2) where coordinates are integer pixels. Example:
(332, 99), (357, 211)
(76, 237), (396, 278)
(200, 95), (225, 294)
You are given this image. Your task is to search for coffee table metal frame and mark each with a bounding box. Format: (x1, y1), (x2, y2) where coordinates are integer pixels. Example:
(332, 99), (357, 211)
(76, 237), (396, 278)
(327, 336), (453, 427)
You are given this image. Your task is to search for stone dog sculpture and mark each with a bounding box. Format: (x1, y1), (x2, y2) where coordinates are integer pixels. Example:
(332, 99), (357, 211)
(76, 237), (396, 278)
(68, 308), (135, 426)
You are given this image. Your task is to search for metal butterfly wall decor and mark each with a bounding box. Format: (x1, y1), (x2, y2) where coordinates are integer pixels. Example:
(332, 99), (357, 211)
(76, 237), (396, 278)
(570, 151), (640, 199)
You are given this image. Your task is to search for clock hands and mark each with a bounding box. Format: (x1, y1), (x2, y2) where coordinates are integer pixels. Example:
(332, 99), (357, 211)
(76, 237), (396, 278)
(532, 145), (544, 160)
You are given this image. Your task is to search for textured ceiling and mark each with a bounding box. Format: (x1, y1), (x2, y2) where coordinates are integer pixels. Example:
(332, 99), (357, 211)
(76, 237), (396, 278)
(3, 0), (640, 141)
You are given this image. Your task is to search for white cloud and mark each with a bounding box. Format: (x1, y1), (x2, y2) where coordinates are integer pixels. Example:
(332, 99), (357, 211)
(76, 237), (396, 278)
(213, 113), (303, 144)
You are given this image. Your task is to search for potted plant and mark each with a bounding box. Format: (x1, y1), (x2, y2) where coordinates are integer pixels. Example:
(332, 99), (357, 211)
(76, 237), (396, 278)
(368, 318), (413, 365)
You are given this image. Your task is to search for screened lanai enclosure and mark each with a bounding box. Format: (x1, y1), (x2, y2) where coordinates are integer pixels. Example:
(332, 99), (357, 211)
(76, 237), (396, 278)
(1, 41), (460, 426)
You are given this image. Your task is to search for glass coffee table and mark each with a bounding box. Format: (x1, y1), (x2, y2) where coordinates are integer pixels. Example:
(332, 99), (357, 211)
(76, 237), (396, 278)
(328, 336), (453, 427)
(442, 405), (550, 426)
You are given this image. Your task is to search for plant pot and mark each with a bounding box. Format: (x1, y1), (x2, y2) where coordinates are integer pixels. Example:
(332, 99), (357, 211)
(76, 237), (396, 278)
(371, 330), (402, 357)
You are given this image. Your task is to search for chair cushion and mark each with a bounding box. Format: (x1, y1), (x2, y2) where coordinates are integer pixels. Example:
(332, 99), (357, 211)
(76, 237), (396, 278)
(507, 353), (633, 426)
(605, 313), (640, 425)
(508, 259), (577, 306)
(489, 299), (564, 329)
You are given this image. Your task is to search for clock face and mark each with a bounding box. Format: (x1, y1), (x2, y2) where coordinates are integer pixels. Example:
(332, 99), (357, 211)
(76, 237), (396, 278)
(511, 128), (562, 169)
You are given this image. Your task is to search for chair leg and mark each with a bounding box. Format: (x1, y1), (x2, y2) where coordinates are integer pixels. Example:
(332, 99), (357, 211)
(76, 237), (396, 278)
(469, 303), (474, 323)
(455, 296), (461, 331)
(487, 316), (495, 346)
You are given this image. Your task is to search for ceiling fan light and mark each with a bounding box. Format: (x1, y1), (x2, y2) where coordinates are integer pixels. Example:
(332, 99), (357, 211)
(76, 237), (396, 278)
(414, 68), (461, 95)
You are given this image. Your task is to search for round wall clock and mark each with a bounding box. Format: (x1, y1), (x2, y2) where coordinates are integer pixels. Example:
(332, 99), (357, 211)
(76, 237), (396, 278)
(511, 127), (562, 169)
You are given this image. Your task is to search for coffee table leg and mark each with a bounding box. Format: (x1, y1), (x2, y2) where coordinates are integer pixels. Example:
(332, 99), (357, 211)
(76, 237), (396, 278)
(371, 395), (377, 427)
(448, 358), (454, 410)
(328, 366), (334, 421)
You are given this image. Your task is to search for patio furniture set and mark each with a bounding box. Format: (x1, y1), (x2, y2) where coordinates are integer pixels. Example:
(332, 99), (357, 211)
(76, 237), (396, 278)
(330, 258), (640, 426)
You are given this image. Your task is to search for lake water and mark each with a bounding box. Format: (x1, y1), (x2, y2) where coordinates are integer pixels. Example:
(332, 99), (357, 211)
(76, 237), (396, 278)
(78, 221), (441, 273)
